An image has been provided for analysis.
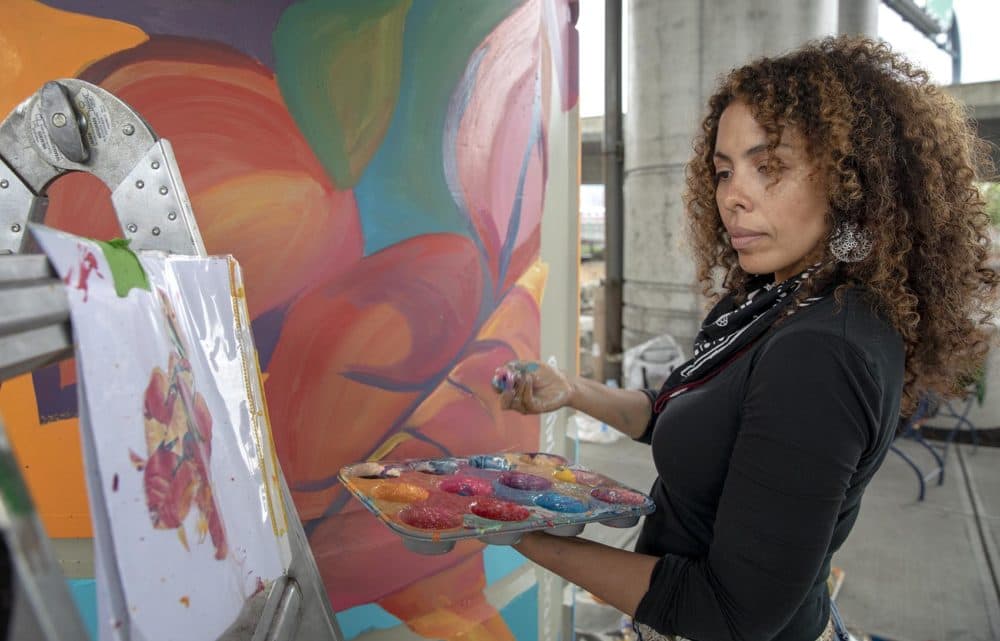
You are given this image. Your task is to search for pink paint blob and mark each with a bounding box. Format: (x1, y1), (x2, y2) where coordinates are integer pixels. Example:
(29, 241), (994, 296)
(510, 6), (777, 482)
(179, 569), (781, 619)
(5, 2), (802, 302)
(590, 487), (647, 506)
(570, 469), (607, 487)
(439, 476), (494, 497)
(398, 505), (464, 530)
(471, 498), (531, 522)
(498, 471), (552, 491)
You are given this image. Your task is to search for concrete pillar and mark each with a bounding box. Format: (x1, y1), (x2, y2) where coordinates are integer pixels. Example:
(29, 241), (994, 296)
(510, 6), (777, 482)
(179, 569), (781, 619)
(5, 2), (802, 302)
(838, 0), (878, 37)
(623, 0), (837, 353)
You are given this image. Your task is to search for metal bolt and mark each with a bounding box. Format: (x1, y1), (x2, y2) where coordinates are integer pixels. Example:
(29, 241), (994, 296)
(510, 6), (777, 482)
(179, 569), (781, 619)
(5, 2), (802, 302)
(135, 180), (144, 189)
(152, 226), (161, 236)
(11, 223), (21, 233)
(159, 186), (168, 195)
(0, 180), (8, 189)
(52, 112), (67, 128)
(122, 124), (135, 136)
(167, 211), (177, 221)
(127, 223), (137, 233)
(151, 161), (160, 170)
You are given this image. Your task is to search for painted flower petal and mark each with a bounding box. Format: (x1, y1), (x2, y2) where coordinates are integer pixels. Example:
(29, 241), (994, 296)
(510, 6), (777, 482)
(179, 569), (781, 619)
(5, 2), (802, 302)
(305, 274), (543, 608)
(264, 233), (484, 519)
(42, 37), (363, 319)
(446, 0), (547, 296)
(378, 552), (516, 641)
(0, 0), (147, 116)
(273, 0), (410, 189)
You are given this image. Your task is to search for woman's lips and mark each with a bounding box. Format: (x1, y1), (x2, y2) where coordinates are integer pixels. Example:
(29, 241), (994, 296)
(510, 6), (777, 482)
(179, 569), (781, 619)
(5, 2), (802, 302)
(729, 233), (766, 250)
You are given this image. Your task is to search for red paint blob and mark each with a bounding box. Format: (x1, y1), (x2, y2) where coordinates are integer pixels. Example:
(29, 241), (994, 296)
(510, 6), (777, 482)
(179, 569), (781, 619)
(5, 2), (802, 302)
(471, 498), (531, 521)
(398, 505), (463, 530)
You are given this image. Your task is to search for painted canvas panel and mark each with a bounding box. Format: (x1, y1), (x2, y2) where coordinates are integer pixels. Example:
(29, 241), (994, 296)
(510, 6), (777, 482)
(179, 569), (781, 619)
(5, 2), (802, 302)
(0, 1), (578, 639)
(34, 225), (290, 641)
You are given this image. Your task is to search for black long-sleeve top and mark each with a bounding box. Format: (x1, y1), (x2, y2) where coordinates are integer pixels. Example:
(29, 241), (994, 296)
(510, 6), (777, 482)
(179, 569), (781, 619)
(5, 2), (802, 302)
(633, 288), (904, 641)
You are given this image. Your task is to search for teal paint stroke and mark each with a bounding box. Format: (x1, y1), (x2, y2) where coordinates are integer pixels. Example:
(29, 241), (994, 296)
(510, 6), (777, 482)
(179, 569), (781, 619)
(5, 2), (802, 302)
(352, 0), (522, 255)
(65, 553), (532, 641)
(335, 602), (402, 640)
(484, 544), (528, 585)
(334, 547), (531, 640)
(67, 578), (97, 641)
(501, 582), (539, 641)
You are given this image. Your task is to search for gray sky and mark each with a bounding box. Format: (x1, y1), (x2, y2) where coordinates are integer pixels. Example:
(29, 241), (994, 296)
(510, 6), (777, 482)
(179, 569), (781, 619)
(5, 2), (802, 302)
(578, 0), (1000, 118)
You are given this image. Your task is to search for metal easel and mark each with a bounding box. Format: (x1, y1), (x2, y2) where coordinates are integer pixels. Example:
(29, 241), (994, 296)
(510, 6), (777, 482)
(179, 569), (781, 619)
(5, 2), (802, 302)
(0, 79), (343, 641)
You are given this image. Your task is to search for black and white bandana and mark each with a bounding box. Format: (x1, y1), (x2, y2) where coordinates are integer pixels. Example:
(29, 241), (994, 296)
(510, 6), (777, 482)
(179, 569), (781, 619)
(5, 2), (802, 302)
(652, 265), (826, 412)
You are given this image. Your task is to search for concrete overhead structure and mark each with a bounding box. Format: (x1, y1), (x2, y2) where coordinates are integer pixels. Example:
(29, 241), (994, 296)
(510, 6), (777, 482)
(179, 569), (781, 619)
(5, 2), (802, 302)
(622, 0), (848, 351)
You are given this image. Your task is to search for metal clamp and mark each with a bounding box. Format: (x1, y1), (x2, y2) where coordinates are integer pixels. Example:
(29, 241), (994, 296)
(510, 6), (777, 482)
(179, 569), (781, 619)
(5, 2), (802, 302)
(0, 78), (205, 256)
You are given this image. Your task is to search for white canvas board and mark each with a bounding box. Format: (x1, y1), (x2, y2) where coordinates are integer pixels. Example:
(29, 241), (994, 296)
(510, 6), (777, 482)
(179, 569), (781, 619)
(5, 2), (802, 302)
(33, 225), (290, 641)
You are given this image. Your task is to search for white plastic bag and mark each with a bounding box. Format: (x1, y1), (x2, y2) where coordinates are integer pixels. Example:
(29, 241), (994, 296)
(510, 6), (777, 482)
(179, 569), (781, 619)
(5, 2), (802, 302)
(623, 334), (686, 391)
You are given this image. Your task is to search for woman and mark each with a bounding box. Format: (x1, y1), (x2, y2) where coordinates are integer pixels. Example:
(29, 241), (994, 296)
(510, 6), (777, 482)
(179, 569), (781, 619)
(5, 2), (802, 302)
(494, 36), (997, 641)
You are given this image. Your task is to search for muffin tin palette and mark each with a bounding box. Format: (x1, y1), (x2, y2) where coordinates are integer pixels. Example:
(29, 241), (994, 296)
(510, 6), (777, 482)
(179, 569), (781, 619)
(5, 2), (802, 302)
(339, 452), (655, 554)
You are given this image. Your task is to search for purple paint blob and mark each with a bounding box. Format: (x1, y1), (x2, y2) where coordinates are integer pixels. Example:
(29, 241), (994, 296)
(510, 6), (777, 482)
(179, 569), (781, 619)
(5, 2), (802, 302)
(471, 498), (530, 522)
(439, 476), (494, 497)
(498, 471), (552, 491)
(398, 505), (463, 531)
(590, 487), (647, 506)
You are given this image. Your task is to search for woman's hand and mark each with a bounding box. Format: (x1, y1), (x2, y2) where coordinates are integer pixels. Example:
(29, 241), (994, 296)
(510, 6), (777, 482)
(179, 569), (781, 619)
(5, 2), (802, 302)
(492, 360), (574, 414)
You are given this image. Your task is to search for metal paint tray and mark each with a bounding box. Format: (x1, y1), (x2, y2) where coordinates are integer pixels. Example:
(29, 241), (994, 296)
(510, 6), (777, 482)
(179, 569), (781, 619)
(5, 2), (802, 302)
(339, 452), (655, 555)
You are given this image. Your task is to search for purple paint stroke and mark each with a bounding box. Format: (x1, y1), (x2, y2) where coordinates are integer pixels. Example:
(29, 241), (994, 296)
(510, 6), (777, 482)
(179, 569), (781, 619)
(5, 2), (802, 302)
(32, 364), (77, 423)
(40, 0), (296, 69)
(250, 303), (289, 372)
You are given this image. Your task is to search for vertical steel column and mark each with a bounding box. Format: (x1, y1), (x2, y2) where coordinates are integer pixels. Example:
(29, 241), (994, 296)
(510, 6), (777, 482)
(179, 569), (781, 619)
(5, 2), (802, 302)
(603, 0), (624, 384)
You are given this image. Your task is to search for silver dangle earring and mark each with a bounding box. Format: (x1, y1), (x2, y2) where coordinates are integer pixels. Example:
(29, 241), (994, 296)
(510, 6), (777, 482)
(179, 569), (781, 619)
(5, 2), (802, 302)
(829, 220), (873, 263)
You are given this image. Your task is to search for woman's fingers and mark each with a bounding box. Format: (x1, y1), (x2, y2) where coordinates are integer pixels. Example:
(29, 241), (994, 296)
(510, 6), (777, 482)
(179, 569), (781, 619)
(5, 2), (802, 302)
(492, 360), (549, 414)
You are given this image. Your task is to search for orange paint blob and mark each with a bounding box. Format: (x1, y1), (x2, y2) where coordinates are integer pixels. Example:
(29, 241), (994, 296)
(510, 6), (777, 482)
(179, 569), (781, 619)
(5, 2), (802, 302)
(372, 482), (429, 503)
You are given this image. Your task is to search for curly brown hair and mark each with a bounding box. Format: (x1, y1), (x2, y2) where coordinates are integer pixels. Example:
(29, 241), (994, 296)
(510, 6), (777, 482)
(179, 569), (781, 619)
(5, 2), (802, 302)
(685, 35), (998, 413)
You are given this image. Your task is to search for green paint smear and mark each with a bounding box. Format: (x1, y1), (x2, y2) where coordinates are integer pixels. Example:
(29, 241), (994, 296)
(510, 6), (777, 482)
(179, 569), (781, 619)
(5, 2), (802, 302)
(274, 0), (412, 189)
(96, 238), (150, 298)
(0, 450), (34, 517)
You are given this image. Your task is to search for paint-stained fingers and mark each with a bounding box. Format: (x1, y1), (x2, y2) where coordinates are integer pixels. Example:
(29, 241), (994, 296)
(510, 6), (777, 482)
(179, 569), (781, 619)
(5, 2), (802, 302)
(519, 374), (539, 412)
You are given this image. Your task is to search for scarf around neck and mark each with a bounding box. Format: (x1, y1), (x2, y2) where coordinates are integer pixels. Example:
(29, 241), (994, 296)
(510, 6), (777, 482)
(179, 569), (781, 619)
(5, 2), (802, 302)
(652, 265), (826, 413)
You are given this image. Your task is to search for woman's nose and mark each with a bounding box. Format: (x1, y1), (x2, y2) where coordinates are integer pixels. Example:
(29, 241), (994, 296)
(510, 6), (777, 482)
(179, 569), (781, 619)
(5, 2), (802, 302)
(720, 177), (751, 212)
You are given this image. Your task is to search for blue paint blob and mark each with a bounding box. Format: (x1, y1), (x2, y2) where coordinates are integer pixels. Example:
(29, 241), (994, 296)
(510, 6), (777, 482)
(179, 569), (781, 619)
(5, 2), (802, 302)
(535, 493), (589, 513)
(469, 455), (511, 470)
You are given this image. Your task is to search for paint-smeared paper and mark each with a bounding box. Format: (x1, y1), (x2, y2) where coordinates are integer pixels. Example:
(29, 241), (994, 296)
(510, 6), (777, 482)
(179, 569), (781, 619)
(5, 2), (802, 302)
(33, 225), (291, 641)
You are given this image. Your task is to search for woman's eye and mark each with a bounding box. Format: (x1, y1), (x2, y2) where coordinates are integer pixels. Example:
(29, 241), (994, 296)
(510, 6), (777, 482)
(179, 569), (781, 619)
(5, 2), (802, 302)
(714, 170), (732, 183)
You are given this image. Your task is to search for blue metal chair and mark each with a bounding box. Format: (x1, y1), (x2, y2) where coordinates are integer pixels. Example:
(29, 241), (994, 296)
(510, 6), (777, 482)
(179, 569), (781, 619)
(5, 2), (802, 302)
(889, 387), (980, 501)
(889, 395), (942, 501)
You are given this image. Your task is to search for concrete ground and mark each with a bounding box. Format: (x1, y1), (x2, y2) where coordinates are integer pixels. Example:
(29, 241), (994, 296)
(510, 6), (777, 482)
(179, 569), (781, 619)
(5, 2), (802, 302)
(569, 427), (1000, 641)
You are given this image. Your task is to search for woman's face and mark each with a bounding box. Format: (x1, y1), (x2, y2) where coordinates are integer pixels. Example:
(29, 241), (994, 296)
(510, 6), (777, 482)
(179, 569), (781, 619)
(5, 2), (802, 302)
(713, 101), (831, 282)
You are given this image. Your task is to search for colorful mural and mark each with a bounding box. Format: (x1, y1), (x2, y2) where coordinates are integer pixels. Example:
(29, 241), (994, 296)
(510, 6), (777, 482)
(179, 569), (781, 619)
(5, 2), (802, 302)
(0, 0), (577, 639)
